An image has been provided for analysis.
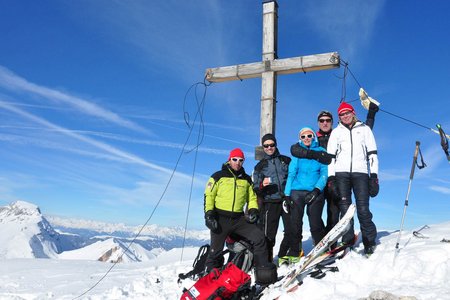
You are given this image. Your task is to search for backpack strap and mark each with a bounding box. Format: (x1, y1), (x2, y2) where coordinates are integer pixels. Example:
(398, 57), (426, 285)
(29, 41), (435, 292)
(178, 244), (210, 280)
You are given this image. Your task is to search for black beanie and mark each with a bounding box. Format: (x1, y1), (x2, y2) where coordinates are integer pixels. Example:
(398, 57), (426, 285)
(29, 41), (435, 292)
(261, 133), (277, 145)
(317, 110), (333, 121)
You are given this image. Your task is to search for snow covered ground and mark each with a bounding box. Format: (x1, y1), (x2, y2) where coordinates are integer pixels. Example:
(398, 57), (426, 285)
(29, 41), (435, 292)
(1, 222), (449, 300)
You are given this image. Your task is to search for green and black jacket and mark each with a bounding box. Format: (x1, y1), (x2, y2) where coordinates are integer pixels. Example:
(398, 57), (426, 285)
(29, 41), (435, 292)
(204, 162), (258, 217)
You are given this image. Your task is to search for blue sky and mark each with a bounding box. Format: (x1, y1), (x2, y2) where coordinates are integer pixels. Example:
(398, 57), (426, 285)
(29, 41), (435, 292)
(0, 0), (449, 231)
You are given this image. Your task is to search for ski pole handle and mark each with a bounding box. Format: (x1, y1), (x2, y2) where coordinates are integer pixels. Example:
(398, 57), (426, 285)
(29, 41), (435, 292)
(409, 141), (420, 180)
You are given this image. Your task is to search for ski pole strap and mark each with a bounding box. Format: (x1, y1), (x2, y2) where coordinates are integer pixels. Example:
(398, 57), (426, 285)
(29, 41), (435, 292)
(437, 124), (450, 160)
(416, 146), (426, 169)
(409, 142), (421, 179)
(413, 231), (429, 239)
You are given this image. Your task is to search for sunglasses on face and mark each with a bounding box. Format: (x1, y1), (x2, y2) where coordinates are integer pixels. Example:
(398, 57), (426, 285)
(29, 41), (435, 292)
(319, 118), (332, 123)
(300, 134), (313, 139)
(263, 143), (276, 148)
(339, 111), (352, 117)
(231, 157), (244, 162)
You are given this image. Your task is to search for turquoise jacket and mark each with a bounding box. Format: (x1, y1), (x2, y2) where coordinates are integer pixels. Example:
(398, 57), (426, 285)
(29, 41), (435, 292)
(284, 127), (328, 196)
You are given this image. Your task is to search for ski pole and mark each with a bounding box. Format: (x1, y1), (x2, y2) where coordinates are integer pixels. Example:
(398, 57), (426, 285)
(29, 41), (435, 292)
(393, 141), (421, 265)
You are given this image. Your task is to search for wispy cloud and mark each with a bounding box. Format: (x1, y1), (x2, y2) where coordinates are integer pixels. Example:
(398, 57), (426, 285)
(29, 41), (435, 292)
(128, 112), (251, 133)
(0, 66), (148, 133)
(0, 123), (252, 155)
(0, 101), (195, 181)
(380, 142), (445, 182)
(415, 144), (445, 179)
(379, 170), (407, 181)
(303, 0), (386, 58)
(66, 1), (245, 80)
(429, 185), (450, 195)
(0, 132), (126, 163)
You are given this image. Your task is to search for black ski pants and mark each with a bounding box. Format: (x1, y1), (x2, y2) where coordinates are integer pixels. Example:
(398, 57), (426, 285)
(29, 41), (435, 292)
(324, 186), (340, 234)
(336, 172), (377, 247)
(258, 200), (283, 260)
(285, 190), (326, 256)
(205, 214), (268, 271)
(277, 208), (292, 258)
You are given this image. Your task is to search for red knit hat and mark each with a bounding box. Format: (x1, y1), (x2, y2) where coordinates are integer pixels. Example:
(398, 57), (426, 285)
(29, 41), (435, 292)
(228, 148), (245, 161)
(338, 102), (355, 115)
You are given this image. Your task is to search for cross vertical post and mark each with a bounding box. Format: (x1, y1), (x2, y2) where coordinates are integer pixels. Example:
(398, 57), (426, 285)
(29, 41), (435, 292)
(260, 0), (278, 139)
(205, 0), (340, 159)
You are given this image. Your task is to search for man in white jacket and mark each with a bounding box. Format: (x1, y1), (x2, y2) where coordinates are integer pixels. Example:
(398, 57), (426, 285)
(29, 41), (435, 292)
(327, 102), (379, 255)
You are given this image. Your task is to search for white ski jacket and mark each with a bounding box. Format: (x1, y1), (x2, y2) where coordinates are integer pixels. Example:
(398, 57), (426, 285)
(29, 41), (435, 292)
(327, 121), (378, 176)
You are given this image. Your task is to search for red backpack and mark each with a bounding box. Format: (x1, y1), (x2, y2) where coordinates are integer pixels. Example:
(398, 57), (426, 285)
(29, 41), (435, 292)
(180, 262), (251, 300)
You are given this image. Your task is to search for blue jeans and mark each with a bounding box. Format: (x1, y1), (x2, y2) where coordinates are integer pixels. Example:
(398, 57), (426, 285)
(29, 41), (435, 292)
(335, 172), (377, 248)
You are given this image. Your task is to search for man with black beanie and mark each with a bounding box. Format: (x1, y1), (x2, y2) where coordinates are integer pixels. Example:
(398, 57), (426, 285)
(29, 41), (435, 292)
(253, 133), (291, 262)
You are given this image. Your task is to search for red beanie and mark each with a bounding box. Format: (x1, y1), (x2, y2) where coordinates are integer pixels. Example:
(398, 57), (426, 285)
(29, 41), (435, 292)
(338, 102), (355, 115)
(228, 148), (245, 160)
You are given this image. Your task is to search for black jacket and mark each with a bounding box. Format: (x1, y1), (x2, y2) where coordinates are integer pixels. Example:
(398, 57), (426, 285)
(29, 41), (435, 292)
(252, 149), (290, 202)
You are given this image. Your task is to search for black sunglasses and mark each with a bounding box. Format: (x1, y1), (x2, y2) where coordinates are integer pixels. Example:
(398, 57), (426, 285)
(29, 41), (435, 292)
(231, 157), (244, 162)
(319, 118), (332, 123)
(263, 143), (276, 148)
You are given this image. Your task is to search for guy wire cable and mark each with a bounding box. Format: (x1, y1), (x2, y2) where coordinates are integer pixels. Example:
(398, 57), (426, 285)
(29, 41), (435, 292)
(73, 78), (211, 299)
(340, 59), (450, 139)
(180, 79), (209, 261)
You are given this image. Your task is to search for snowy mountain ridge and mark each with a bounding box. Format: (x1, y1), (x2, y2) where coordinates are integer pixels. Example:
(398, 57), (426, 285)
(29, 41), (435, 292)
(47, 214), (209, 240)
(0, 200), (61, 258)
(0, 200), (208, 261)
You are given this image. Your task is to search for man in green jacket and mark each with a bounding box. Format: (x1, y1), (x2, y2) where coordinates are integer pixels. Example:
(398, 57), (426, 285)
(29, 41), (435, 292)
(204, 148), (276, 284)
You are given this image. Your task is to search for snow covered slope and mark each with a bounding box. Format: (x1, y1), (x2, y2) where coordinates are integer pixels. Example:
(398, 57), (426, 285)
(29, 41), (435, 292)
(58, 237), (161, 262)
(0, 201), (62, 258)
(0, 223), (449, 299)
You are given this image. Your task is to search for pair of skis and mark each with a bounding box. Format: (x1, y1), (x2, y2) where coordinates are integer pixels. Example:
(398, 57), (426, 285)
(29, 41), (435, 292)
(259, 204), (356, 298)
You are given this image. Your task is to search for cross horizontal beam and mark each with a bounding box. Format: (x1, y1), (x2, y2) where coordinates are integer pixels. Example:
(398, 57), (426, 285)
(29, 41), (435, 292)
(206, 52), (340, 83)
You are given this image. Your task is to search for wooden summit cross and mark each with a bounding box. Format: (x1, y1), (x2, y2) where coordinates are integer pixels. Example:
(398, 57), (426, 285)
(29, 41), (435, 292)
(205, 0), (340, 159)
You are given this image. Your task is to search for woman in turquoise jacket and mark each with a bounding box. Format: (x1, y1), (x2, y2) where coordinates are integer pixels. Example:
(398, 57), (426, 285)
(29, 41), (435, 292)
(281, 127), (328, 264)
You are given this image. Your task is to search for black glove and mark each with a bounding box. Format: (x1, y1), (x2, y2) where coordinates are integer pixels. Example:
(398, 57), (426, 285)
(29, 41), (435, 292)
(327, 176), (340, 199)
(205, 210), (219, 232)
(368, 101), (379, 113)
(262, 183), (278, 195)
(282, 196), (294, 214)
(247, 208), (259, 224)
(304, 188), (321, 204)
(369, 174), (379, 197)
(291, 143), (332, 165)
(290, 143), (309, 158)
(309, 151), (333, 165)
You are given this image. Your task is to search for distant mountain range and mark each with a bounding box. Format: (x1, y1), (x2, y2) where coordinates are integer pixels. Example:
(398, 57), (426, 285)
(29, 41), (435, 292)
(0, 201), (209, 262)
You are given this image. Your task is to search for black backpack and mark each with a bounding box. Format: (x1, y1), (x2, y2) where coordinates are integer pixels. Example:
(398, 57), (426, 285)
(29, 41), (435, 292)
(226, 239), (254, 273)
(178, 244), (210, 281)
(178, 238), (254, 282)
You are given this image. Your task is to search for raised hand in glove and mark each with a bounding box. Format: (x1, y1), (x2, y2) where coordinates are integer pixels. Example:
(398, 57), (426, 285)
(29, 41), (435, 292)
(369, 174), (379, 197)
(304, 188), (321, 204)
(282, 196), (294, 214)
(205, 210), (219, 232)
(368, 101), (379, 113)
(327, 176), (340, 199)
(246, 208), (259, 224)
